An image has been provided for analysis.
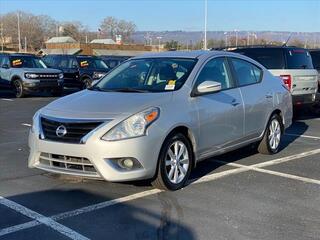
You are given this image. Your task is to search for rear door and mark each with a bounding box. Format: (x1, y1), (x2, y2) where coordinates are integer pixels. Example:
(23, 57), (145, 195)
(229, 57), (272, 138)
(194, 57), (244, 157)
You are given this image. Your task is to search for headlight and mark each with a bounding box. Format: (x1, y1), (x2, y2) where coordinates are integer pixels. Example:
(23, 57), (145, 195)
(31, 110), (41, 133)
(59, 73), (64, 79)
(102, 107), (160, 141)
(93, 72), (106, 79)
(25, 73), (38, 79)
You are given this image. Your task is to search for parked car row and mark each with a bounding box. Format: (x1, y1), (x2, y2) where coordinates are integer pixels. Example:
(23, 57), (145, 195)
(0, 53), (130, 97)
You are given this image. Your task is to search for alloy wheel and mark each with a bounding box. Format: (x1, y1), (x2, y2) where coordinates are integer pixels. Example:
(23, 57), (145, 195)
(268, 119), (281, 150)
(165, 140), (190, 184)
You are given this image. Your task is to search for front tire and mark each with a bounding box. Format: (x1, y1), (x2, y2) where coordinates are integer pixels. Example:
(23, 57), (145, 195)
(52, 87), (64, 97)
(13, 79), (25, 98)
(258, 114), (282, 154)
(82, 78), (91, 89)
(152, 133), (193, 191)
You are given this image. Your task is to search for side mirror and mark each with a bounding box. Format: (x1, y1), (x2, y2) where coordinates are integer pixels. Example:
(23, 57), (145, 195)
(196, 81), (222, 95)
(2, 64), (9, 69)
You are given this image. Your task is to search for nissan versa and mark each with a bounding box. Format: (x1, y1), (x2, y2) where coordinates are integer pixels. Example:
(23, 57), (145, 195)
(28, 51), (292, 190)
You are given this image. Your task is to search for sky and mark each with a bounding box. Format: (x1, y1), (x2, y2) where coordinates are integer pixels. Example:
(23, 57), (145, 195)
(0, 0), (319, 32)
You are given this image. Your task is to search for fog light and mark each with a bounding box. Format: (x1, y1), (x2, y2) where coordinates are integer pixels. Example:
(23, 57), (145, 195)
(122, 158), (134, 169)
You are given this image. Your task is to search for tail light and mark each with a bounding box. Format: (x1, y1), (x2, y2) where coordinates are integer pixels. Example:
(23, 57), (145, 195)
(279, 75), (292, 90)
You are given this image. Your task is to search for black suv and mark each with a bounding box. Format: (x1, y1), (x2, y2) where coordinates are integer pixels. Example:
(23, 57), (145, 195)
(43, 55), (110, 89)
(229, 46), (318, 107)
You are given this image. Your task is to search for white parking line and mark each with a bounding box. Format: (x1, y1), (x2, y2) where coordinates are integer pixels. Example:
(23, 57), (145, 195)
(285, 133), (320, 140)
(1, 98), (13, 102)
(21, 123), (31, 127)
(1, 148), (320, 237)
(0, 196), (89, 240)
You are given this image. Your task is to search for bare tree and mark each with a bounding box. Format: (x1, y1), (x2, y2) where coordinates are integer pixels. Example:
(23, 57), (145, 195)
(100, 17), (136, 43)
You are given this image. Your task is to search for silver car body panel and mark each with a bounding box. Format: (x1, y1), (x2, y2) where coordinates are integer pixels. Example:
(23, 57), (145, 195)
(28, 51), (293, 181)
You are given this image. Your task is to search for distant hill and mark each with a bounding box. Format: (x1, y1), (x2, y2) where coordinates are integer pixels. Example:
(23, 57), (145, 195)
(132, 31), (320, 47)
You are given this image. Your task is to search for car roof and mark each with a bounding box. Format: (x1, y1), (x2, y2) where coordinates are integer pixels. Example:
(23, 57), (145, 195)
(132, 50), (241, 59)
(229, 46), (308, 51)
(0, 53), (36, 57)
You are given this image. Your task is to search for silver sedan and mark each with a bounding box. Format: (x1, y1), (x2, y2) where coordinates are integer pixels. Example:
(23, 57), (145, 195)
(28, 50), (292, 190)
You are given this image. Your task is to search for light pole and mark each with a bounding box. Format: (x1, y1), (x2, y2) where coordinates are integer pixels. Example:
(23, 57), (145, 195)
(17, 12), (21, 52)
(204, 0), (207, 50)
(157, 36), (162, 52)
(224, 32), (228, 47)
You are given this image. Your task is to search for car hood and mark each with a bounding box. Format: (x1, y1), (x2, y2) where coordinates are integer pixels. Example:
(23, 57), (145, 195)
(41, 90), (173, 119)
(23, 68), (62, 73)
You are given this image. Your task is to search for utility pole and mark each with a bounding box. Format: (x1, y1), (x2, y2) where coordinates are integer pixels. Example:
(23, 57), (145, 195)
(204, 0), (207, 50)
(24, 36), (27, 53)
(17, 12), (21, 52)
(0, 22), (3, 52)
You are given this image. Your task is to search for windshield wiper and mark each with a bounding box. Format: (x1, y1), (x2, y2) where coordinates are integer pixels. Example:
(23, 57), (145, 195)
(88, 86), (112, 92)
(111, 88), (150, 93)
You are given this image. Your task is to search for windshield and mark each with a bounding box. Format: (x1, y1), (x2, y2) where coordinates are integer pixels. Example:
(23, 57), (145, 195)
(77, 57), (109, 69)
(92, 58), (197, 93)
(285, 49), (314, 69)
(10, 56), (47, 68)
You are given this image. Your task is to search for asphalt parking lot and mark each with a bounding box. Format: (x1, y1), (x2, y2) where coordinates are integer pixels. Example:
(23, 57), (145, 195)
(1, 90), (320, 240)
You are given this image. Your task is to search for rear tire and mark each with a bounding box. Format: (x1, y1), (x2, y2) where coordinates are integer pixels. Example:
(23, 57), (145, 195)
(152, 133), (193, 191)
(12, 79), (25, 98)
(258, 114), (282, 155)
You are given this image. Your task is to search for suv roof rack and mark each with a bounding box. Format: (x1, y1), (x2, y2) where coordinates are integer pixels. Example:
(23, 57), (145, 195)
(211, 44), (300, 51)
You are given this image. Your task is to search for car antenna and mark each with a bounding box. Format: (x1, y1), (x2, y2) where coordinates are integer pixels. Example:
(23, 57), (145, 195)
(282, 33), (293, 47)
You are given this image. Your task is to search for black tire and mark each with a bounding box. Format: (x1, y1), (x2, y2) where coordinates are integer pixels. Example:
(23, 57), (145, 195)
(152, 133), (193, 191)
(82, 78), (91, 89)
(258, 114), (283, 155)
(12, 79), (25, 98)
(52, 87), (64, 97)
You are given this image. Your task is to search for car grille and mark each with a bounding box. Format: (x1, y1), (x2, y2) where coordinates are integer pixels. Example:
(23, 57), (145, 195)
(36, 74), (60, 80)
(38, 152), (101, 178)
(41, 117), (103, 143)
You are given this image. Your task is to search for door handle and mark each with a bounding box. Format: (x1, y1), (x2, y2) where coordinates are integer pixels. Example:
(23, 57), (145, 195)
(265, 94), (273, 99)
(231, 99), (240, 106)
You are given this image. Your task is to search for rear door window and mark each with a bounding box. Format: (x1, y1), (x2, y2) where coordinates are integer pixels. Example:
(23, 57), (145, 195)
(234, 48), (285, 69)
(286, 49), (314, 69)
(231, 58), (263, 87)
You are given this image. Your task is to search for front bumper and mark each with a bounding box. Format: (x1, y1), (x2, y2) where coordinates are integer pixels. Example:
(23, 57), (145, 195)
(28, 126), (163, 182)
(23, 79), (63, 92)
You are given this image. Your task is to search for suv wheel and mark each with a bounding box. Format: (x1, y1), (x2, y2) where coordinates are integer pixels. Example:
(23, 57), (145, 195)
(52, 87), (64, 97)
(258, 114), (282, 154)
(152, 133), (193, 191)
(13, 79), (25, 98)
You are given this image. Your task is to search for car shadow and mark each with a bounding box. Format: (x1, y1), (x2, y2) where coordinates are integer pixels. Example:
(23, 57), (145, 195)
(0, 88), (78, 99)
(2, 189), (196, 240)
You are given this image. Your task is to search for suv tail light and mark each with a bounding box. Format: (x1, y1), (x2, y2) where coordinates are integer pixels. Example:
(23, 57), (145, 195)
(279, 75), (292, 90)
